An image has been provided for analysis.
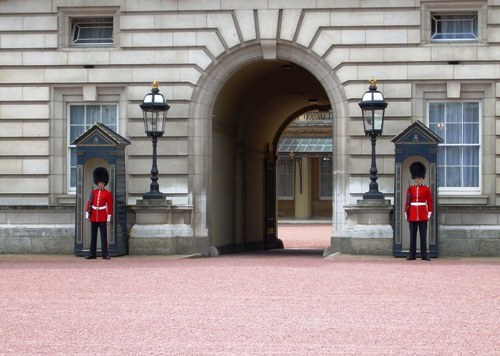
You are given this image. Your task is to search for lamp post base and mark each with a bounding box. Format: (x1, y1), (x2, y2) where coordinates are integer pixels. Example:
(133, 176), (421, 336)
(142, 191), (166, 200)
(363, 191), (385, 200)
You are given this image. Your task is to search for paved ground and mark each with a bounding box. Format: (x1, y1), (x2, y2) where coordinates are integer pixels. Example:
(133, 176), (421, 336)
(0, 224), (499, 355)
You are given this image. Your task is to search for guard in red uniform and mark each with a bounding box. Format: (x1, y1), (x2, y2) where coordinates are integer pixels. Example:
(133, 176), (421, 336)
(85, 167), (113, 260)
(405, 161), (433, 261)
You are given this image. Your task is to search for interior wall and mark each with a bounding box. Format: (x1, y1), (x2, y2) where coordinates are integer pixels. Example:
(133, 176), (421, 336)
(210, 127), (236, 248)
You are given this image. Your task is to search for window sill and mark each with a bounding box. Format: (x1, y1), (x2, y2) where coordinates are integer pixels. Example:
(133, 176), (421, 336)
(438, 194), (488, 205)
(58, 194), (76, 205)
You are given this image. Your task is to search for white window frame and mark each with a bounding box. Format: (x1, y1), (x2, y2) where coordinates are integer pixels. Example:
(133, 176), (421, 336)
(58, 8), (119, 49)
(431, 13), (478, 41)
(278, 157), (294, 200)
(67, 103), (119, 192)
(319, 157), (333, 200)
(427, 101), (482, 195)
(71, 17), (114, 46)
(421, 2), (487, 45)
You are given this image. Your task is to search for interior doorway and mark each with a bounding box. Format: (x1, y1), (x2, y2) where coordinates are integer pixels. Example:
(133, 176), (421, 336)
(210, 59), (332, 252)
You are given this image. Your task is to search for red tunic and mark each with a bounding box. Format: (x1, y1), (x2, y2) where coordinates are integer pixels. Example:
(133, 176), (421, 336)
(405, 184), (433, 222)
(86, 188), (113, 223)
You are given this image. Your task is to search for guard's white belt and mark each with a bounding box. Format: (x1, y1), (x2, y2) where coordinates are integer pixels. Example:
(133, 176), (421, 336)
(410, 202), (426, 206)
(92, 205), (107, 210)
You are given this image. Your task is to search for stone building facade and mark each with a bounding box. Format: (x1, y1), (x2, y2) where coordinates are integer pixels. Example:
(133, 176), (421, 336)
(0, 0), (499, 256)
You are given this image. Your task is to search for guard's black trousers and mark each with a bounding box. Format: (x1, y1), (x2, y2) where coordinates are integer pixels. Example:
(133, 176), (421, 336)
(408, 220), (428, 258)
(89, 221), (108, 257)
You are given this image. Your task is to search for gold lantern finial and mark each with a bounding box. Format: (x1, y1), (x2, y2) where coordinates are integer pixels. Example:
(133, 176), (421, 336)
(151, 80), (159, 89)
(369, 77), (377, 86)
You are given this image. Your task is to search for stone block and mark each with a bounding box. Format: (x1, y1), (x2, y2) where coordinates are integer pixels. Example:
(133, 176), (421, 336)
(22, 159), (49, 175)
(384, 47), (431, 62)
(44, 68), (87, 83)
(258, 10), (279, 39)
(120, 15), (155, 30)
(312, 30), (341, 57)
(0, 177), (49, 194)
(0, 69), (44, 83)
(89, 68), (133, 83)
(384, 11), (420, 26)
(280, 9), (301, 41)
(0, 224), (73, 254)
(340, 29), (366, 45)
(23, 51), (68, 66)
(440, 239), (475, 257)
(68, 49), (108, 65)
(475, 239), (500, 256)
(23, 122), (50, 137)
(408, 64), (454, 80)
(1, 34), (57, 49)
(23, 87), (50, 101)
(208, 12), (239, 48)
(0, 104), (49, 119)
(23, 15), (57, 31)
(0, 140), (49, 156)
(129, 224), (176, 255)
(367, 29), (409, 45)
(234, 10), (257, 42)
(296, 11), (330, 47)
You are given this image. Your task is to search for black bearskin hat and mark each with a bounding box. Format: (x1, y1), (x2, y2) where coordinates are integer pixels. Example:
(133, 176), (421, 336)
(93, 167), (109, 186)
(409, 161), (426, 179)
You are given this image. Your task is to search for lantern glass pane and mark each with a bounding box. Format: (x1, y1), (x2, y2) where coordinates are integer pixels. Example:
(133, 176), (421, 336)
(374, 110), (383, 130)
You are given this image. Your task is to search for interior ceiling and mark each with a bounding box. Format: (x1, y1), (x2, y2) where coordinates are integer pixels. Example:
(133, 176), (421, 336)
(213, 60), (330, 147)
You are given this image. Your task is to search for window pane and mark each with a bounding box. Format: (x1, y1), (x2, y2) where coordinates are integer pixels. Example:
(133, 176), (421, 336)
(320, 158), (332, 197)
(464, 102), (479, 122)
(86, 105), (101, 127)
(446, 166), (462, 187)
(463, 167), (479, 187)
(69, 148), (77, 188)
(463, 123), (479, 144)
(278, 158), (294, 198)
(446, 103), (462, 123)
(429, 101), (480, 189)
(445, 146), (461, 165)
(447, 123), (462, 144)
(463, 147), (479, 165)
(438, 166), (445, 187)
(102, 105), (117, 128)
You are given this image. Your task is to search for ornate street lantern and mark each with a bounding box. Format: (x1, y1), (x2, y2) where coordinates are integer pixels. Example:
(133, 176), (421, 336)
(358, 78), (388, 199)
(140, 80), (170, 199)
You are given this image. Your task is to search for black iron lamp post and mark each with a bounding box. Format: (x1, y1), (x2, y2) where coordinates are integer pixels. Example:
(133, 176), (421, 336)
(140, 80), (170, 200)
(358, 78), (388, 200)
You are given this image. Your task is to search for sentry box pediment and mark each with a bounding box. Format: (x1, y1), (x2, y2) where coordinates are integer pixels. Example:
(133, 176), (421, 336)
(392, 120), (442, 147)
(72, 122), (131, 148)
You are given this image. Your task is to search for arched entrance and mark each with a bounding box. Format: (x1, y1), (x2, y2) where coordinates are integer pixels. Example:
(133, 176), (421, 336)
(189, 43), (347, 255)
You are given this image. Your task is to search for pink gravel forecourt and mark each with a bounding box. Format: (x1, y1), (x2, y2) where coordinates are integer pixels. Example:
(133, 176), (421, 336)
(0, 224), (498, 355)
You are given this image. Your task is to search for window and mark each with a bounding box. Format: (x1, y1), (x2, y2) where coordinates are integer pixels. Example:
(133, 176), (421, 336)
(278, 157), (294, 199)
(319, 157), (332, 198)
(431, 13), (478, 41)
(68, 104), (118, 190)
(71, 17), (113, 46)
(428, 102), (480, 191)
